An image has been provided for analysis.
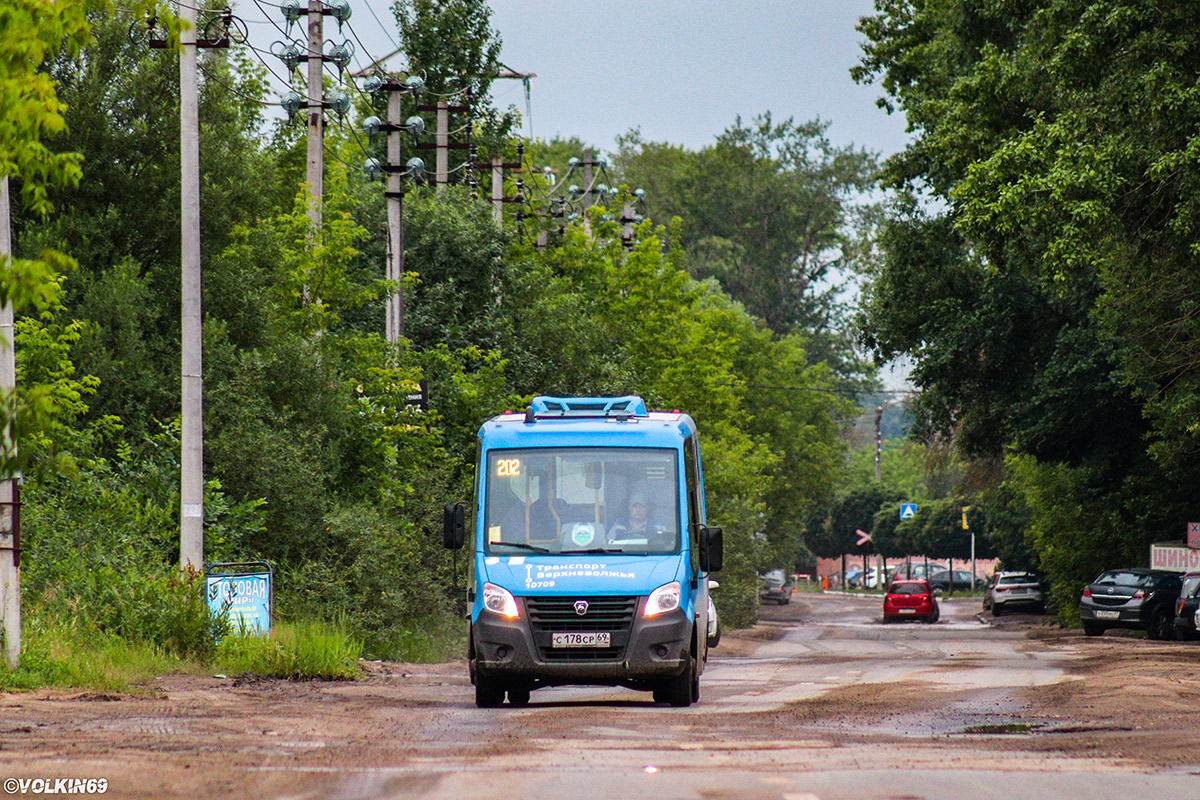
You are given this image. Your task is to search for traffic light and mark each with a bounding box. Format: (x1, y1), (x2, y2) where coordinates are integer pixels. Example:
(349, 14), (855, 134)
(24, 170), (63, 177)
(962, 506), (970, 530)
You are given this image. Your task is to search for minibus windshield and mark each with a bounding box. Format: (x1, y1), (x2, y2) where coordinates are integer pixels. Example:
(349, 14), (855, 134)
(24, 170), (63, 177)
(484, 447), (680, 555)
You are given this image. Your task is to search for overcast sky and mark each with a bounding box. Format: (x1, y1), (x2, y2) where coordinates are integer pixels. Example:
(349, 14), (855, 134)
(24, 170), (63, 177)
(240, 0), (910, 160)
(485, 0), (909, 158)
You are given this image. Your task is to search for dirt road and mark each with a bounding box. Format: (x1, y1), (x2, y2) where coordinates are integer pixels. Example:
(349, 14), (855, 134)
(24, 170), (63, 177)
(2, 593), (1199, 799)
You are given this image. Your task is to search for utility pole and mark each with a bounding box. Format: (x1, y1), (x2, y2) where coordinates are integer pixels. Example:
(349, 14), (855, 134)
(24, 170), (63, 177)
(365, 74), (424, 342)
(305, 0), (324, 236)
(0, 177), (20, 668)
(179, 1), (204, 575)
(385, 84), (404, 343)
(491, 157), (503, 226)
(874, 404), (884, 483)
(482, 146), (525, 229)
(582, 150), (594, 210)
(436, 100), (449, 191)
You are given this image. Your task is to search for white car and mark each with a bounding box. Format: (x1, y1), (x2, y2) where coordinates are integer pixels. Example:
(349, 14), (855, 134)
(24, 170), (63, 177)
(984, 571), (1045, 616)
(707, 580), (721, 647)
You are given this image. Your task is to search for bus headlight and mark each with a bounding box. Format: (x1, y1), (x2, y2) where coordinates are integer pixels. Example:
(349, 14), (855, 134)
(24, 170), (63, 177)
(644, 581), (681, 617)
(482, 583), (519, 619)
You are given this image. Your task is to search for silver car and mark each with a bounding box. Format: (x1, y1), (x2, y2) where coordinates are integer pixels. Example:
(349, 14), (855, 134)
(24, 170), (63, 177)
(983, 571), (1044, 616)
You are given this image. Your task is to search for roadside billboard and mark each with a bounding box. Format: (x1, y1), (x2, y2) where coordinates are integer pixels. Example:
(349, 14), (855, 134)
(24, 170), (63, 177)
(205, 561), (273, 634)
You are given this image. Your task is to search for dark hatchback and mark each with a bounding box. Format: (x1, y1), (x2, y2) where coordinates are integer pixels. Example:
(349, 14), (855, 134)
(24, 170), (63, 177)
(1079, 569), (1183, 639)
(1173, 572), (1200, 641)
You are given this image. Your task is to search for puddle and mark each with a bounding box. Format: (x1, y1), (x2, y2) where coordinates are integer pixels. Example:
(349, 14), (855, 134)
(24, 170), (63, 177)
(960, 723), (1041, 735)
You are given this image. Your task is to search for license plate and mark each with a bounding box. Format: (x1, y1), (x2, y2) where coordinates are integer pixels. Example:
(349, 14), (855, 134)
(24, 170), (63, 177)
(899, 608), (916, 614)
(1094, 610), (1120, 620)
(552, 632), (611, 647)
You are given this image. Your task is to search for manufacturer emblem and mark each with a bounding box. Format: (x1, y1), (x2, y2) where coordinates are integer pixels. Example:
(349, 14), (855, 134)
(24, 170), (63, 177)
(574, 600), (589, 616)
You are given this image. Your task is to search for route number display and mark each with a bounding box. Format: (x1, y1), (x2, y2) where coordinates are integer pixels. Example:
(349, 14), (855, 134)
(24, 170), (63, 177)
(496, 458), (521, 477)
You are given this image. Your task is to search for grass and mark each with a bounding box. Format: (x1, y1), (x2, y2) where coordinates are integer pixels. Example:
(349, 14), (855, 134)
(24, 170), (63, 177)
(214, 619), (363, 680)
(0, 623), (195, 692)
(366, 615), (466, 663)
(0, 617), (365, 692)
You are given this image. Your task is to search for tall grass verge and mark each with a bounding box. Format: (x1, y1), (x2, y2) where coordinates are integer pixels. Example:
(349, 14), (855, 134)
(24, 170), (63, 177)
(365, 613), (466, 663)
(214, 619), (363, 680)
(0, 623), (193, 692)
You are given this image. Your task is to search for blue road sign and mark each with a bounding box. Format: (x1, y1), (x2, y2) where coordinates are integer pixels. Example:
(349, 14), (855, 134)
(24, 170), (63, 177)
(900, 503), (917, 520)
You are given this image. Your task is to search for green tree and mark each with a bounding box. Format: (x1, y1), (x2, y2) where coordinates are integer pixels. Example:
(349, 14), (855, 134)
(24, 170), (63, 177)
(613, 115), (879, 382)
(854, 0), (1200, 608)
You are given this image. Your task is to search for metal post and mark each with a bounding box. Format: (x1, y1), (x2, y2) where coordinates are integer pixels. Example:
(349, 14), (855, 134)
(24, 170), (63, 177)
(179, 2), (204, 575)
(971, 531), (976, 593)
(306, 0), (324, 237)
(386, 85), (404, 343)
(491, 157), (503, 227)
(436, 100), (449, 190)
(0, 176), (20, 668)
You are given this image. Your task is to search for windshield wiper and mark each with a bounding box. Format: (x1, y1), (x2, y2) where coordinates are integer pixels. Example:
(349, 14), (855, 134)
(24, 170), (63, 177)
(490, 542), (551, 553)
(560, 548), (630, 555)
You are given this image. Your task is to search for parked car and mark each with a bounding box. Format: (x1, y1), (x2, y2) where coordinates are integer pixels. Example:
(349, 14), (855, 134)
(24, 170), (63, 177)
(759, 570), (793, 605)
(1079, 568), (1183, 639)
(929, 569), (986, 592)
(894, 563), (948, 582)
(883, 579), (940, 624)
(983, 572), (1045, 616)
(1172, 572), (1200, 641)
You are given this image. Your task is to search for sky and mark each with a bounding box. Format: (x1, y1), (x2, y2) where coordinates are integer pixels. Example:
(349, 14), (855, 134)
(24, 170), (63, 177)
(239, 0), (911, 161)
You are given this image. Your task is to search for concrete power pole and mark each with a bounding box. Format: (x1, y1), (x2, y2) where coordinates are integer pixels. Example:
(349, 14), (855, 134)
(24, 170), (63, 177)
(0, 177), (19, 668)
(491, 157), (503, 226)
(874, 404), (884, 483)
(582, 150), (594, 210)
(179, 3), (204, 574)
(306, 0), (324, 236)
(436, 100), (449, 192)
(385, 85), (404, 343)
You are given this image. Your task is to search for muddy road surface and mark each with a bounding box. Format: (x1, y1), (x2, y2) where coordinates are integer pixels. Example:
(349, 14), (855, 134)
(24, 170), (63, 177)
(3, 593), (1199, 799)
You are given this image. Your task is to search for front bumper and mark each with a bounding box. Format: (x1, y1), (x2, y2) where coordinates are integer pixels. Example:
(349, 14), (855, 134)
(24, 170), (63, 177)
(473, 599), (692, 684)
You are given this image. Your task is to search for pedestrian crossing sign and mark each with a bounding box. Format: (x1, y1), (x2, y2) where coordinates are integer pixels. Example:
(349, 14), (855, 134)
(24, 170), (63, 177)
(900, 503), (917, 520)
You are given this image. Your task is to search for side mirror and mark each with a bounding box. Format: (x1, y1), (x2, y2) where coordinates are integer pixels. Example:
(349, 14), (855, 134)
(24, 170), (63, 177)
(699, 526), (723, 573)
(443, 501), (466, 550)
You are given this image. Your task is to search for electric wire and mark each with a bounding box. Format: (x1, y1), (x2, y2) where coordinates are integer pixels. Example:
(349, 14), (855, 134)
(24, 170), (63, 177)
(341, 19), (388, 79)
(362, 0), (399, 49)
(242, 41), (304, 92)
(199, 59), (282, 105)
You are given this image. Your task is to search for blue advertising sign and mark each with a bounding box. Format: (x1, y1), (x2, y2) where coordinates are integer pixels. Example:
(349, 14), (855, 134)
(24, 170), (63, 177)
(205, 562), (272, 634)
(899, 503), (918, 520)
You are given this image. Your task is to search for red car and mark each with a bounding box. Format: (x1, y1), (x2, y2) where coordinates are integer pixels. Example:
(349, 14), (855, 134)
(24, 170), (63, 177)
(883, 579), (940, 624)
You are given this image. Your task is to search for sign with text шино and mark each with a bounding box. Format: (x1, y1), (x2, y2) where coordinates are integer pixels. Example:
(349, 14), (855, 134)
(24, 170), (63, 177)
(1151, 543), (1200, 573)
